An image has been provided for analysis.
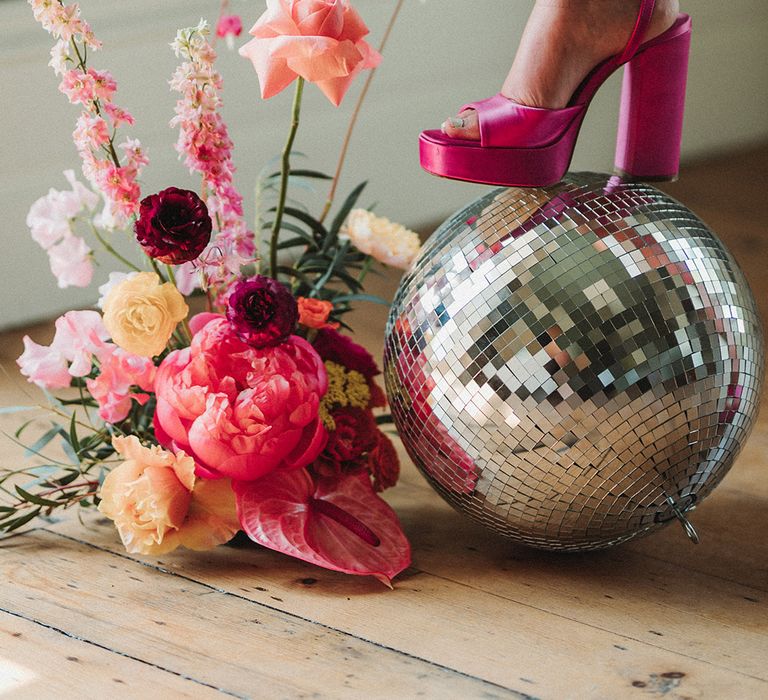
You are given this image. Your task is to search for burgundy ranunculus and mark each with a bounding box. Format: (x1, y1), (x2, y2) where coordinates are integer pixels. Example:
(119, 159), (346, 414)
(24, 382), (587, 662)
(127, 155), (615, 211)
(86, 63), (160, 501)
(134, 187), (212, 264)
(226, 275), (298, 348)
(313, 407), (379, 479)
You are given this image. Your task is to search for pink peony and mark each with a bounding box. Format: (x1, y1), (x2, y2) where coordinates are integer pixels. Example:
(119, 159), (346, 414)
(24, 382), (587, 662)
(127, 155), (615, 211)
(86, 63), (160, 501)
(239, 0), (381, 106)
(154, 316), (328, 481)
(86, 346), (156, 424)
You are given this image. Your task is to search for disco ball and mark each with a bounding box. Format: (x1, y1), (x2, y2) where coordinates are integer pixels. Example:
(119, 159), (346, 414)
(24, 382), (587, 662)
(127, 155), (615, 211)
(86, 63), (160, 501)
(384, 173), (764, 551)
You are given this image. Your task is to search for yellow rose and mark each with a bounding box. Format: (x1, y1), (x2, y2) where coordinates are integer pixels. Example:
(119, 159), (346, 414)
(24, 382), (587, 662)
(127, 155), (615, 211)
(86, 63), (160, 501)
(98, 436), (239, 556)
(103, 271), (188, 357)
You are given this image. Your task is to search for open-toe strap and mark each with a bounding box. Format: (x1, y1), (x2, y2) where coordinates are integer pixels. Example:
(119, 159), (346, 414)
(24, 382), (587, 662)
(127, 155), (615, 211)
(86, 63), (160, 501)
(460, 94), (583, 148)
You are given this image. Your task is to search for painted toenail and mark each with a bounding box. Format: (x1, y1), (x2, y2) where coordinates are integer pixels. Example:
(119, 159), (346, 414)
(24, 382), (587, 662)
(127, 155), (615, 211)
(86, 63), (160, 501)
(448, 117), (465, 129)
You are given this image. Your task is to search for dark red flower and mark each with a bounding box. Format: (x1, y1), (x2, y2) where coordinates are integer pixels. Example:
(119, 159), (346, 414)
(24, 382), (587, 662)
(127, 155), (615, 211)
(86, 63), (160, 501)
(368, 430), (400, 492)
(313, 407), (378, 479)
(134, 187), (212, 264)
(313, 328), (380, 378)
(226, 275), (298, 348)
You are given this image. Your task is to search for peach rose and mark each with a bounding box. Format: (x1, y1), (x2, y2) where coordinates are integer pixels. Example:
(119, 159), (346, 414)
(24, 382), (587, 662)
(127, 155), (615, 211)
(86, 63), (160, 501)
(102, 271), (188, 357)
(98, 436), (239, 555)
(239, 0), (381, 106)
(297, 296), (338, 329)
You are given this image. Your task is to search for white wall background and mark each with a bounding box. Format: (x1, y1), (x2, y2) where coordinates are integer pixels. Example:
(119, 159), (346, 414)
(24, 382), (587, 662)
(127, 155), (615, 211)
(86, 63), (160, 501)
(1, 0), (767, 329)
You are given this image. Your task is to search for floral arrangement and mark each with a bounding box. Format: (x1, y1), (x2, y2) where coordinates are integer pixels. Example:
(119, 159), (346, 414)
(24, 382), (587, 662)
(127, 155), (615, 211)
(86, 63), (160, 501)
(4, 0), (417, 586)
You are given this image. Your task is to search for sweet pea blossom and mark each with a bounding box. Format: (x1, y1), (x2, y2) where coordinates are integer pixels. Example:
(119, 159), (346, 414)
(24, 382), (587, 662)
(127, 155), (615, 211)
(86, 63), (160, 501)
(86, 346), (156, 423)
(239, 0), (381, 106)
(17, 310), (109, 389)
(26, 170), (98, 288)
(47, 236), (93, 289)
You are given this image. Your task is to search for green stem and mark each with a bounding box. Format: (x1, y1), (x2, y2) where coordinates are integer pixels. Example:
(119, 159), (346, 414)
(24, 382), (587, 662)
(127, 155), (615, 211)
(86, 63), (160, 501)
(165, 264), (193, 343)
(148, 256), (166, 282)
(358, 255), (374, 286)
(90, 223), (141, 271)
(269, 77), (305, 280)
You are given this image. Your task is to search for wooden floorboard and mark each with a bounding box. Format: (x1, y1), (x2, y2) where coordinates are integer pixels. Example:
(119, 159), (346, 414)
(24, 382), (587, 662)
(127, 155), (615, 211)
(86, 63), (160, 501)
(1, 146), (767, 698)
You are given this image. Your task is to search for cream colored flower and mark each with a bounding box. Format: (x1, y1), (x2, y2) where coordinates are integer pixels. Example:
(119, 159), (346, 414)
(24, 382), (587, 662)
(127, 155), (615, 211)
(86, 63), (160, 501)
(102, 271), (188, 357)
(98, 436), (239, 556)
(343, 209), (421, 270)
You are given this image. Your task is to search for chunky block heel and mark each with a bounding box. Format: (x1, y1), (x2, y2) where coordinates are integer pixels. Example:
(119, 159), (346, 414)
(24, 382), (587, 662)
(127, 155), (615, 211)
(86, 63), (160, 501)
(419, 1), (693, 188)
(614, 15), (692, 181)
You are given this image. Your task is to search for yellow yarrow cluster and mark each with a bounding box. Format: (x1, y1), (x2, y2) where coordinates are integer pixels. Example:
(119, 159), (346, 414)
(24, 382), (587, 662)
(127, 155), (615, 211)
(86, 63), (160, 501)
(319, 361), (370, 430)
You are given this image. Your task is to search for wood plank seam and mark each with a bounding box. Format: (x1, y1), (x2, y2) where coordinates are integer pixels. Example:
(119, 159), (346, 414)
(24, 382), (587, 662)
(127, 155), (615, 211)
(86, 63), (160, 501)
(45, 526), (768, 687)
(0, 607), (248, 699)
(420, 569), (768, 683)
(43, 527), (538, 700)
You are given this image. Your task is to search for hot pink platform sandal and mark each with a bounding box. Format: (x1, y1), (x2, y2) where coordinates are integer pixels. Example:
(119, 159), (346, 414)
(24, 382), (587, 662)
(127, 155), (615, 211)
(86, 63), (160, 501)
(419, 0), (692, 187)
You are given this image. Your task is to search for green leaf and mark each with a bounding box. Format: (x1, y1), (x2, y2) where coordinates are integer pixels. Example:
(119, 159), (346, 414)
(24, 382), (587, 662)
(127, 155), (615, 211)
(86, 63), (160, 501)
(331, 293), (390, 307)
(24, 426), (62, 458)
(14, 419), (35, 439)
(2, 508), (40, 533)
(276, 236), (312, 251)
(282, 207), (329, 241)
(60, 436), (80, 466)
(14, 485), (60, 508)
(327, 181), (367, 252)
(69, 413), (80, 454)
(0, 406), (36, 414)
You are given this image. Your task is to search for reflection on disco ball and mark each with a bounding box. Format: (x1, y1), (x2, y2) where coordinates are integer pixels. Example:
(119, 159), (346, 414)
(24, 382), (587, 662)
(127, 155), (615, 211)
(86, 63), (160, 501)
(384, 173), (764, 551)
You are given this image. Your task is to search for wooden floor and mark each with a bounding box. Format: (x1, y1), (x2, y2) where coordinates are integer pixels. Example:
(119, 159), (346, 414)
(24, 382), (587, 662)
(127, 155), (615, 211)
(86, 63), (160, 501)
(1, 148), (767, 699)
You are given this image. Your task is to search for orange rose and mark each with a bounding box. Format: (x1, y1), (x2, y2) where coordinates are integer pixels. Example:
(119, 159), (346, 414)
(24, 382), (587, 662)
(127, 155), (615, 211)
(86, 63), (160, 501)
(98, 436), (239, 555)
(297, 297), (339, 329)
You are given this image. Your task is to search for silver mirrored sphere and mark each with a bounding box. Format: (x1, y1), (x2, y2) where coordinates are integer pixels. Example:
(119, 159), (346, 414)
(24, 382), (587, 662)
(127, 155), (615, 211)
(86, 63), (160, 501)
(384, 173), (764, 550)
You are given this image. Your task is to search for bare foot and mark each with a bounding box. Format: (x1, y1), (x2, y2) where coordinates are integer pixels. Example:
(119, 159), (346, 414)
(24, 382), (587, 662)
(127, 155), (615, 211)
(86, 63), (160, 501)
(442, 0), (680, 141)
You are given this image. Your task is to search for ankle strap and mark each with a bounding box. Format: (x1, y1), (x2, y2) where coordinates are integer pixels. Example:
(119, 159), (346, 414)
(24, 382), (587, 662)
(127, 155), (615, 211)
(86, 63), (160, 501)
(619, 0), (656, 63)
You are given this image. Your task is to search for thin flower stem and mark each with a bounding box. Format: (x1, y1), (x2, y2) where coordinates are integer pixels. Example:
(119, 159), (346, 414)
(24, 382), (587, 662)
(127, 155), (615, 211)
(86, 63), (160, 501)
(165, 264), (193, 343)
(148, 256), (167, 282)
(269, 77), (305, 280)
(90, 223), (141, 272)
(358, 255), (374, 286)
(319, 0), (405, 224)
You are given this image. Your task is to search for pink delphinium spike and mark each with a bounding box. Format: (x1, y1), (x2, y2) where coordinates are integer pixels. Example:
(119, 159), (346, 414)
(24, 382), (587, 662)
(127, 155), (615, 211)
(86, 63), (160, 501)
(29, 0), (146, 229)
(169, 21), (255, 296)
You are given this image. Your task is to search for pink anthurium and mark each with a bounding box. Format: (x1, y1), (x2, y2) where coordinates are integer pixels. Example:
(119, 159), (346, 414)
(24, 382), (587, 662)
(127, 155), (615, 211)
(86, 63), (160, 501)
(234, 468), (410, 586)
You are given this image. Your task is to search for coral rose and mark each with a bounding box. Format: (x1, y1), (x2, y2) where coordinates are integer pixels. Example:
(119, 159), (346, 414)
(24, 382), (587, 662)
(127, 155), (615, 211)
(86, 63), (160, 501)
(154, 315), (328, 481)
(239, 0), (381, 106)
(297, 297), (338, 330)
(102, 272), (188, 357)
(98, 436), (239, 555)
